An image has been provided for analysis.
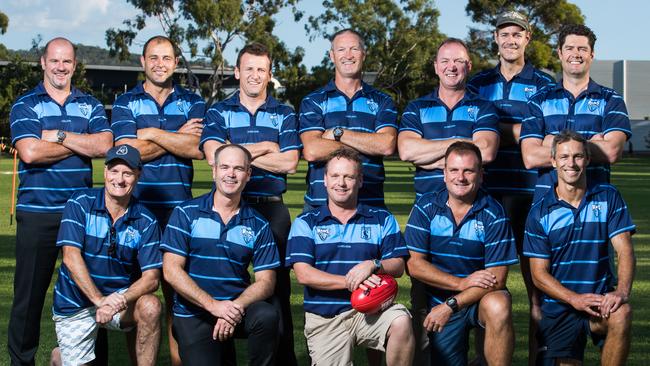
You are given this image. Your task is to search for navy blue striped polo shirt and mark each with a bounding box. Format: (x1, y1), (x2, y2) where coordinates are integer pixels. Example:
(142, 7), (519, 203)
(111, 83), (206, 208)
(200, 92), (301, 196)
(404, 188), (518, 310)
(299, 80), (398, 207)
(10, 82), (111, 213)
(523, 184), (635, 315)
(520, 79), (632, 202)
(286, 204), (407, 317)
(468, 63), (555, 195)
(52, 188), (162, 315)
(160, 189), (280, 317)
(399, 89), (499, 197)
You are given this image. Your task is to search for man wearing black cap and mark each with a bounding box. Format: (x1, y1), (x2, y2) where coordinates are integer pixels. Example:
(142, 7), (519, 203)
(49, 145), (163, 366)
(467, 11), (555, 363)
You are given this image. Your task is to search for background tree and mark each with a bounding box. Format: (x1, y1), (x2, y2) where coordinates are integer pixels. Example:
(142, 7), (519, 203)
(465, 0), (584, 73)
(106, 0), (302, 106)
(305, 0), (445, 110)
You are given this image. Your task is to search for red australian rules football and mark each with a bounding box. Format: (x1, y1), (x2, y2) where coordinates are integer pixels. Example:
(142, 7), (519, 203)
(350, 274), (398, 314)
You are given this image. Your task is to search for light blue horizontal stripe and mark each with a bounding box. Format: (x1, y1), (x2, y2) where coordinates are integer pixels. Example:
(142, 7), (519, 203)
(159, 244), (187, 256)
(90, 273), (129, 280)
(254, 261), (281, 271)
(17, 204), (66, 210)
(522, 251), (549, 258)
(54, 288), (82, 308)
(486, 258), (519, 266)
(189, 273), (246, 281)
(19, 186), (87, 191)
(189, 254), (244, 265)
(142, 262), (162, 270)
(18, 168), (91, 174)
(429, 251), (483, 260)
(315, 260), (362, 265)
(610, 225), (635, 238)
(138, 182), (191, 187)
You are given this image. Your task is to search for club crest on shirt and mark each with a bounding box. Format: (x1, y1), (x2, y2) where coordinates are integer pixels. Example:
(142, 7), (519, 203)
(366, 99), (379, 113)
(316, 227), (330, 241)
(587, 99), (600, 112)
(125, 226), (136, 242)
(360, 227), (371, 240)
(78, 103), (91, 116)
(467, 106), (477, 120)
(176, 100), (185, 113)
(241, 227), (254, 243)
(269, 113), (279, 127)
(474, 221), (484, 235)
(591, 203), (601, 218)
(524, 86), (536, 99)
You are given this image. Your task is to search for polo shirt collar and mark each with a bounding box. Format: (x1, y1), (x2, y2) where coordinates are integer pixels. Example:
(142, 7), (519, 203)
(494, 62), (535, 80)
(421, 87), (480, 104)
(430, 187), (490, 214)
(552, 78), (602, 96)
(92, 188), (141, 221)
(35, 82), (85, 100)
(314, 202), (373, 224)
(198, 188), (255, 220)
(223, 91), (280, 110)
(133, 81), (188, 98)
(324, 79), (374, 97)
(542, 180), (608, 209)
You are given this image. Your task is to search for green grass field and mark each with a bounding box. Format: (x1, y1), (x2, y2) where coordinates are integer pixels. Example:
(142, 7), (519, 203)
(0, 156), (648, 365)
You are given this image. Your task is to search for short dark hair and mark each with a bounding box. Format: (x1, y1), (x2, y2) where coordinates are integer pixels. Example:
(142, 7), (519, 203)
(551, 129), (590, 160)
(142, 35), (179, 57)
(42, 37), (76, 60)
(236, 42), (272, 69)
(330, 28), (366, 52)
(557, 24), (596, 51)
(444, 141), (483, 167)
(324, 147), (363, 176)
(213, 144), (253, 169)
(435, 37), (470, 60)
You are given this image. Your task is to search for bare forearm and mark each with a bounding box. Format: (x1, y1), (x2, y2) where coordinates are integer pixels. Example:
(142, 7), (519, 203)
(521, 140), (552, 169)
(498, 123), (521, 147)
(531, 267), (577, 304)
(613, 234), (636, 297)
(339, 129), (396, 156)
(252, 150), (299, 174)
(203, 140), (225, 166)
(122, 270), (160, 304)
(15, 139), (74, 164)
(234, 274), (275, 309)
(455, 267), (507, 309)
(164, 264), (215, 310)
(407, 256), (461, 291)
(294, 263), (347, 291)
(116, 138), (166, 162)
(61, 131), (113, 158)
(301, 135), (344, 162)
(149, 131), (203, 160)
(378, 258), (405, 278)
(473, 132), (499, 164)
(63, 251), (103, 305)
(398, 135), (464, 166)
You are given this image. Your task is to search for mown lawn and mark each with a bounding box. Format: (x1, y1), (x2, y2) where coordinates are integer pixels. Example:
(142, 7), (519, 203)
(0, 155), (648, 365)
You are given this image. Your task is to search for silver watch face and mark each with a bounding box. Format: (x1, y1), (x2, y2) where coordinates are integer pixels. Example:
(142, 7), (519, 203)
(334, 127), (343, 137)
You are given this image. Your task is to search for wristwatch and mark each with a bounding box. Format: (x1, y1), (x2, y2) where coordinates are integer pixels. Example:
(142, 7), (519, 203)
(372, 259), (382, 273)
(445, 297), (459, 313)
(56, 130), (67, 144)
(333, 127), (344, 142)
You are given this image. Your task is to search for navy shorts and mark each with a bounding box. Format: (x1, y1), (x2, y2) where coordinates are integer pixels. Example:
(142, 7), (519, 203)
(536, 310), (605, 365)
(428, 303), (483, 366)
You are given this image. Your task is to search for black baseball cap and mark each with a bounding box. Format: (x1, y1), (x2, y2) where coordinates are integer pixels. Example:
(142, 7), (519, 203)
(105, 144), (142, 170)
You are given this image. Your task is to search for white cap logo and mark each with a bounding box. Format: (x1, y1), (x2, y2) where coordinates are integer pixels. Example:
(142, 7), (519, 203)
(116, 145), (129, 155)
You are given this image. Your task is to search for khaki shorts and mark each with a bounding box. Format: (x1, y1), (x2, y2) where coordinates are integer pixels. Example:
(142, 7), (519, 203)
(304, 303), (411, 366)
(53, 307), (132, 366)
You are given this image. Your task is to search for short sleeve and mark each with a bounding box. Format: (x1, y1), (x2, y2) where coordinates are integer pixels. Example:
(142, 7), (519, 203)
(88, 99), (111, 134)
(520, 96), (546, 141)
(380, 214), (408, 259)
(375, 96), (398, 131)
(399, 100), (423, 135)
(473, 101), (499, 134)
(483, 210), (518, 267)
(252, 223), (280, 271)
(602, 93), (631, 138)
(199, 103), (228, 150)
(404, 199), (432, 254)
(299, 94), (325, 134)
(10, 99), (42, 144)
(187, 94), (207, 120)
(159, 206), (192, 257)
(606, 189), (636, 239)
(286, 217), (316, 266)
(279, 107), (301, 152)
(522, 208), (551, 258)
(137, 218), (163, 272)
(56, 193), (88, 249)
(111, 95), (137, 141)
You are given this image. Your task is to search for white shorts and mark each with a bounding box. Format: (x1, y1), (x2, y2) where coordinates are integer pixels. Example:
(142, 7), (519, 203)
(53, 307), (132, 366)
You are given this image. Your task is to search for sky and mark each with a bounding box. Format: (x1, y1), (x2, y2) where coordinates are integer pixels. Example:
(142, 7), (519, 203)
(1, 0), (648, 68)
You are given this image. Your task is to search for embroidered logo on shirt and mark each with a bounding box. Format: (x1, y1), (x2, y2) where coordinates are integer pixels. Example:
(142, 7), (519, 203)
(78, 103), (91, 116)
(366, 99), (379, 113)
(467, 106), (477, 120)
(316, 227), (330, 241)
(524, 86), (536, 99)
(176, 100), (185, 113)
(361, 227), (371, 240)
(269, 113), (279, 127)
(241, 227), (254, 243)
(125, 226), (136, 242)
(587, 99), (600, 112)
(474, 221), (484, 236)
(591, 203), (601, 217)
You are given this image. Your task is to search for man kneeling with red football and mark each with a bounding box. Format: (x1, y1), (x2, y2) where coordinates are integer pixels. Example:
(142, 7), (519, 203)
(286, 148), (414, 365)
